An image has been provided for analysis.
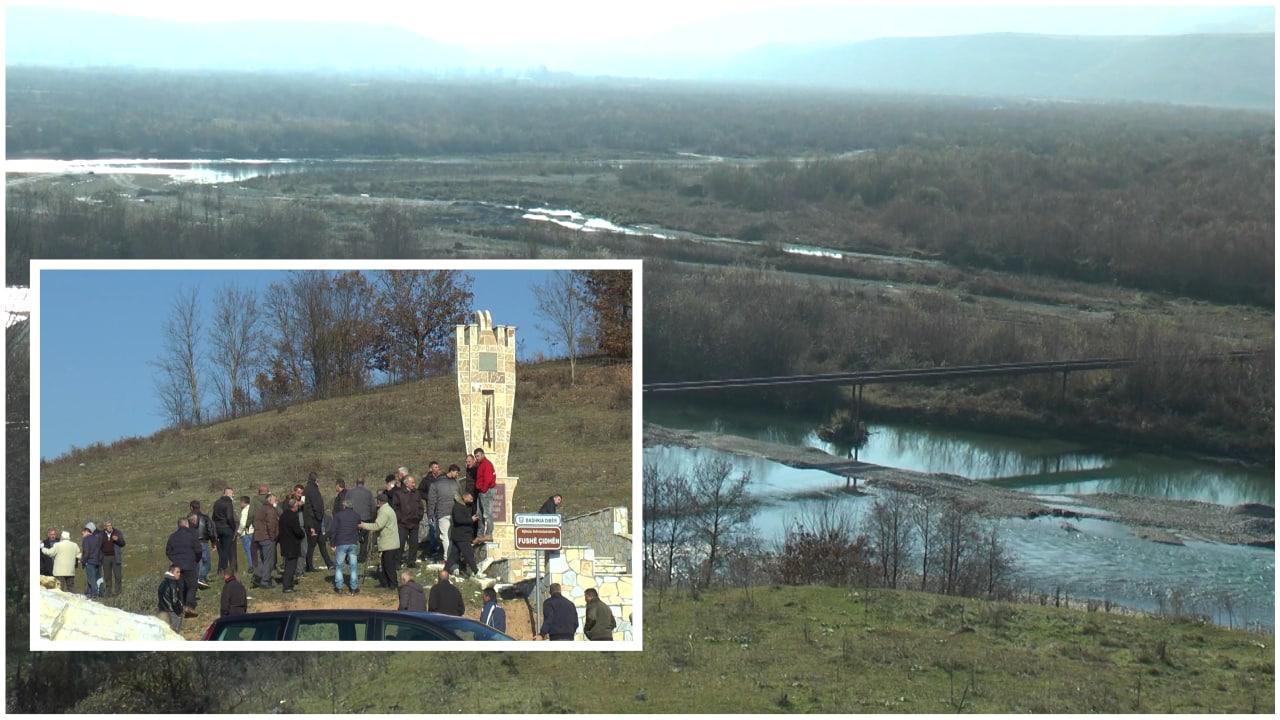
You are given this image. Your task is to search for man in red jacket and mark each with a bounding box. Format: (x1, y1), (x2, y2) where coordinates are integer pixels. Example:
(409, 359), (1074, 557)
(472, 448), (496, 544)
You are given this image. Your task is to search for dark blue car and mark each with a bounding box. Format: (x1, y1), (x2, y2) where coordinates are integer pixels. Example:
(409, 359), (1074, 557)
(202, 609), (514, 641)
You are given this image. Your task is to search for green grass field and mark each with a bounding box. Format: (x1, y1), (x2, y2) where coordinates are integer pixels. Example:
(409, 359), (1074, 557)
(37, 358), (632, 630)
(186, 585), (1273, 714)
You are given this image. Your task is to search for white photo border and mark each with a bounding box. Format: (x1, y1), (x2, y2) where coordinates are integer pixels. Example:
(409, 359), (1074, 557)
(26, 258), (643, 652)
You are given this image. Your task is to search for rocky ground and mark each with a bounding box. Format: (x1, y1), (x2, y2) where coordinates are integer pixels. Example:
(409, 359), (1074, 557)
(645, 423), (1275, 547)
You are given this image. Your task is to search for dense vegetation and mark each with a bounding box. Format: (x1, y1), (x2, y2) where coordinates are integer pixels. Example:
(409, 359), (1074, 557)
(8, 67), (1269, 159)
(7, 68), (1272, 304)
(644, 264), (1273, 460)
(696, 139), (1273, 304)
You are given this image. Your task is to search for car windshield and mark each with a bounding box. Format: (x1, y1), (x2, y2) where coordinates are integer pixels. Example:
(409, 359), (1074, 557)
(428, 616), (513, 641)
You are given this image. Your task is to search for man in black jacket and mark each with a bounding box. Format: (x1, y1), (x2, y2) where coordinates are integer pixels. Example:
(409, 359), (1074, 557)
(347, 477), (375, 563)
(165, 517), (202, 614)
(427, 569), (464, 616)
(393, 476), (424, 568)
(278, 497), (307, 594)
(445, 492), (479, 578)
(219, 568), (248, 617)
(538, 495), (562, 515)
(189, 500), (216, 588)
(539, 583), (579, 641)
(211, 487), (239, 574)
(39, 527), (57, 577)
(157, 565), (185, 633)
(303, 472), (332, 572)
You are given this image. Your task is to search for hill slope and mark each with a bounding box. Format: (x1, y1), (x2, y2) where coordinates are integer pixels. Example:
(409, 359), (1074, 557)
(725, 33), (1275, 109)
(68, 585), (1274, 713)
(38, 359), (632, 593)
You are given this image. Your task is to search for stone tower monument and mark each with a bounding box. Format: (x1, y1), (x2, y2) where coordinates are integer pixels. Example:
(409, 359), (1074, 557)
(455, 310), (518, 544)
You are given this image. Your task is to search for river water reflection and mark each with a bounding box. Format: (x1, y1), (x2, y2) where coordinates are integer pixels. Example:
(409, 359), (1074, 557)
(645, 401), (1274, 628)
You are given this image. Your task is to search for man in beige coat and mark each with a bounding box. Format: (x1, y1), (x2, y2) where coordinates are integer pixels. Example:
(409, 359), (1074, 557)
(41, 530), (80, 592)
(359, 493), (399, 589)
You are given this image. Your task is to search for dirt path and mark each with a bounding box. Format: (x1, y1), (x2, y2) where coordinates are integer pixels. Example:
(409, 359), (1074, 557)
(645, 423), (1275, 546)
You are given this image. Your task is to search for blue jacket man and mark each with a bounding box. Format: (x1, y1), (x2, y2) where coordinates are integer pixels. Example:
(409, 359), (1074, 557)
(480, 587), (506, 633)
(329, 501), (363, 592)
(539, 583), (578, 641)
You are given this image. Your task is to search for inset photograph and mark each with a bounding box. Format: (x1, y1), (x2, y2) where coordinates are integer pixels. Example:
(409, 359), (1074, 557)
(31, 260), (639, 648)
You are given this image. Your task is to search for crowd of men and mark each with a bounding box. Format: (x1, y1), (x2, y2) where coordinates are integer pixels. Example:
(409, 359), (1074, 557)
(40, 448), (616, 639)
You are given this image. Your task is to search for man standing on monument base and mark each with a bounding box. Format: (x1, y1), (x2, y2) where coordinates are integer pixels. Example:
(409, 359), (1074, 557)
(472, 448), (496, 544)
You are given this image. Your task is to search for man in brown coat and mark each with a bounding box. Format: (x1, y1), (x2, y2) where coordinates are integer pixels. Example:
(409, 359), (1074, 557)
(252, 494), (280, 588)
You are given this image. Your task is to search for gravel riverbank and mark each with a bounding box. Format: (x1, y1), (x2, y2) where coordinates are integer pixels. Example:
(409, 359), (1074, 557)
(645, 423), (1274, 547)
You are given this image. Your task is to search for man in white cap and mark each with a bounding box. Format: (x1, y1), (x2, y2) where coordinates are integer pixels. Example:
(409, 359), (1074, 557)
(41, 530), (80, 592)
(80, 522), (104, 598)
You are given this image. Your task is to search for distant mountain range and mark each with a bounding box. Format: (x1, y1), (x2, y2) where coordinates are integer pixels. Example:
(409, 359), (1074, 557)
(718, 33), (1274, 109)
(6, 6), (1274, 109)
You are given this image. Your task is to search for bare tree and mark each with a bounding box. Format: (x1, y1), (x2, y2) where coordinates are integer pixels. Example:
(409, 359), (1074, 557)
(688, 456), (756, 588)
(262, 271), (380, 401)
(912, 493), (940, 592)
(208, 283), (265, 418)
(938, 499), (981, 596)
(977, 523), (1014, 598)
(866, 489), (914, 589)
(373, 270), (473, 382)
(153, 286), (204, 427)
(643, 463), (695, 591)
(532, 270), (590, 386)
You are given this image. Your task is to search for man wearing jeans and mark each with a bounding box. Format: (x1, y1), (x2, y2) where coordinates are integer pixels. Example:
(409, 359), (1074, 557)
(472, 448), (497, 543)
(190, 500), (216, 588)
(238, 496), (254, 573)
(80, 522), (104, 598)
(329, 499), (361, 594)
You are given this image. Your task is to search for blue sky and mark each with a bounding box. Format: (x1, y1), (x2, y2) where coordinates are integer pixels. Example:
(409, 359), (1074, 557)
(39, 268), (560, 459)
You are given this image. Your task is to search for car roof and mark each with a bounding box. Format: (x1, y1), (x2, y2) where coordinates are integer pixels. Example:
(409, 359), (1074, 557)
(212, 609), (481, 623)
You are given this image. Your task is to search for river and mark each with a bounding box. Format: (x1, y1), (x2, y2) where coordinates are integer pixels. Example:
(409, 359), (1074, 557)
(6, 158), (310, 184)
(645, 400), (1274, 629)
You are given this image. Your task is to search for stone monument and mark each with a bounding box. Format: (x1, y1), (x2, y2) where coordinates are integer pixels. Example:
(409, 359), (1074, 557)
(455, 310), (519, 555)
(454, 309), (635, 639)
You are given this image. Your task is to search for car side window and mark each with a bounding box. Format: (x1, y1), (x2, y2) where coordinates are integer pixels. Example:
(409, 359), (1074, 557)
(217, 619), (283, 641)
(381, 620), (447, 641)
(293, 618), (369, 641)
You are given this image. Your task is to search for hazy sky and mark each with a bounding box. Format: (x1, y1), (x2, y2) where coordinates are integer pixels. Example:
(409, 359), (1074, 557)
(9, 1), (1274, 63)
(39, 269), (563, 459)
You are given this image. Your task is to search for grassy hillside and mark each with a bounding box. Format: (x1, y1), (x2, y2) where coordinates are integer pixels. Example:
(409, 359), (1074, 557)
(38, 358), (632, 626)
(131, 585), (1274, 714)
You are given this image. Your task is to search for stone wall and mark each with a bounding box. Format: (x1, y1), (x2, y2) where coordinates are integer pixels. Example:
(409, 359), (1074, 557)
(545, 546), (634, 642)
(562, 507), (633, 574)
